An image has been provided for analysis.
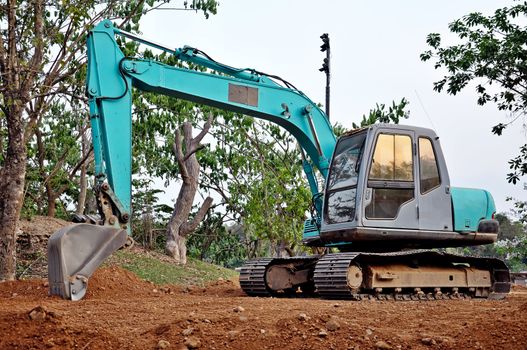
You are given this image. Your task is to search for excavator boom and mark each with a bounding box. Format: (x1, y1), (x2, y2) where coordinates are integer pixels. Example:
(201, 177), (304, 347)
(48, 20), (336, 300)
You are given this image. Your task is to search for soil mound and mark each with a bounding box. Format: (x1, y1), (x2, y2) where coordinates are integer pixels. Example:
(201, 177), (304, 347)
(85, 266), (154, 299)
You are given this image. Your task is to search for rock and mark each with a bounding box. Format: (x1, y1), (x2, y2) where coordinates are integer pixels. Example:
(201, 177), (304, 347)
(421, 338), (436, 346)
(333, 303), (341, 307)
(366, 328), (373, 336)
(297, 313), (309, 321)
(326, 318), (340, 331)
(184, 336), (201, 349)
(152, 289), (158, 293)
(260, 329), (266, 334)
(375, 341), (392, 350)
(218, 277), (224, 281)
(157, 340), (170, 349)
(43, 281), (49, 287)
(203, 319), (211, 324)
(227, 330), (240, 339)
(318, 329), (328, 337)
(239, 316), (248, 322)
(233, 306), (245, 313)
(182, 327), (194, 336)
(28, 306), (48, 321)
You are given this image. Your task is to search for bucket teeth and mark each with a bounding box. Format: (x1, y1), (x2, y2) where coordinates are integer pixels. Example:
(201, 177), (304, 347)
(47, 223), (127, 300)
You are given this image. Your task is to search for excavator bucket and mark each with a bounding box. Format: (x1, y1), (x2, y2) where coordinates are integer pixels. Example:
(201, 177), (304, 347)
(47, 224), (128, 301)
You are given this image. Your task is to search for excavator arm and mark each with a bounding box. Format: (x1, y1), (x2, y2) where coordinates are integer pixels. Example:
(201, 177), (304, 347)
(87, 19), (335, 227)
(48, 19), (336, 300)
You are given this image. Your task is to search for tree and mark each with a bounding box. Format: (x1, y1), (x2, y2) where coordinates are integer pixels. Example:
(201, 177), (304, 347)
(495, 212), (525, 240)
(0, 0), (218, 280)
(352, 98), (410, 129)
(420, 3), (527, 186)
(166, 117), (213, 264)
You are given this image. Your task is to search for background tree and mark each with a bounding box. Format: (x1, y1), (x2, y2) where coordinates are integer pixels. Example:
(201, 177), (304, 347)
(0, 0), (218, 280)
(420, 2), (527, 220)
(165, 117), (213, 264)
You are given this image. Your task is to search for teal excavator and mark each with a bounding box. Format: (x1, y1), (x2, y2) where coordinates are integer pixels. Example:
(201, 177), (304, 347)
(48, 20), (510, 301)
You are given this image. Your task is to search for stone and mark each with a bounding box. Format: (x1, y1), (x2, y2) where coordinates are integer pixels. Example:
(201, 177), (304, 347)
(227, 330), (240, 339)
(260, 329), (266, 334)
(157, 340), (170, 349)
(28, 306), (47, 321)
(421, 338), (436, 346)
(297, 313), (309, 321)
(326, 318), (340, 331)
(375, 341), (392, 350)
(182, 328), (194, 336)
(318, 329), (328, 337)
(239, 316), (248, 322)
(366, 328), (373, 336)
(184, 336), (201, 349)
(233, 306), (245, 313)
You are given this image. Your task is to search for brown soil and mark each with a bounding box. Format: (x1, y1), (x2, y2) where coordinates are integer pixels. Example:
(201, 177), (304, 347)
(0, 267), (525, 350)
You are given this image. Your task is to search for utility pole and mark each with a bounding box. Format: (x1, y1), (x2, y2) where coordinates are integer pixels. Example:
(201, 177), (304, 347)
(319, 33), (330, 120)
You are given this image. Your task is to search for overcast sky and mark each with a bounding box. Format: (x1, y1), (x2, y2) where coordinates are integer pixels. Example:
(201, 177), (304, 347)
(140, 0), (525, 213)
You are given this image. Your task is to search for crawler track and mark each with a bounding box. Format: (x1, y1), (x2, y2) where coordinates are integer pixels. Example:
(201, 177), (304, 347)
(240, 251), (511, 300)
(239, 256), (318, 297)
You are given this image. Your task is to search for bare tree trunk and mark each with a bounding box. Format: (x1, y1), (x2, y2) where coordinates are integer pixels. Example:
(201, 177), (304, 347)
(166, 118), (213, 265)
(76, 125), (90, 215)
(46, 184), (57, 217)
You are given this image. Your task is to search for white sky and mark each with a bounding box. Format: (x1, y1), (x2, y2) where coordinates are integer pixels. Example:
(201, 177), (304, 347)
(140, 0), (526, 213)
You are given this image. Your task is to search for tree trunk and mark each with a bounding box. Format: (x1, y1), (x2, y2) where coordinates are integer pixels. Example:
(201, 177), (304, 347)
(46, 184), (57, 217)
(0, 105), (27, 280)
(166, 119), (213, 264)
(76, 125), (89, 215)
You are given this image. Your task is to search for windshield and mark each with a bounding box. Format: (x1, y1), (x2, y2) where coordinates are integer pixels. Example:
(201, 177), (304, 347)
(325, 131), (367, 224)
(327, 132), (367, 190)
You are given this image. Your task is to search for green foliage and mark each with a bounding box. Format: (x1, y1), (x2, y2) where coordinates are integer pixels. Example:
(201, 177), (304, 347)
(352, 98), (410, 129)
(421, 3), (527, 185)
(106, 249), (237, 286)
(495, 212), (525, 240)
(187, 213), (248, 268)
(494, 234), (527, 272)
(23, 102), (86, 218)
(459, 212), (526, 272)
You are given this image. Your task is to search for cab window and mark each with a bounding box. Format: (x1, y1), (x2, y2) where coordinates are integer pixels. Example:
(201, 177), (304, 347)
(419, 137), (441, 194)
(365, 134), (414, 219)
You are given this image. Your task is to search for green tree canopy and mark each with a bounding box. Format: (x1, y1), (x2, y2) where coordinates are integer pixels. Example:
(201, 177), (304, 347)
(420, 2), (527, 185)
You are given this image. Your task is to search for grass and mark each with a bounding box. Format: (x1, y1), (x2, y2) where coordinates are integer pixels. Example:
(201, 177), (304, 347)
(105, 249), (239, 286)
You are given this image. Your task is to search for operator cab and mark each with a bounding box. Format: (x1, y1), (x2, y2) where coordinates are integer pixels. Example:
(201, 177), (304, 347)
(315, 124), (498, 252)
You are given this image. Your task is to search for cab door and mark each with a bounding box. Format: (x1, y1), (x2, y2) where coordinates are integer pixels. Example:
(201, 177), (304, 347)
(362, 130), (419, 229)
(416, 133), (453, 231)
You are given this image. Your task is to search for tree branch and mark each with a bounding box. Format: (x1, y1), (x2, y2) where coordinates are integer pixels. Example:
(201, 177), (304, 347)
(181, 196), (213, 236)
(173, 129), (189, 181)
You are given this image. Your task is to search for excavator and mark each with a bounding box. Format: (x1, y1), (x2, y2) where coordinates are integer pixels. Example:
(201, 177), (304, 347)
(47, 20), (510, 301)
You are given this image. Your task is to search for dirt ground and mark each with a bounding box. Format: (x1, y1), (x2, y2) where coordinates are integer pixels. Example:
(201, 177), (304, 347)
(0, 267), (525, 350)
